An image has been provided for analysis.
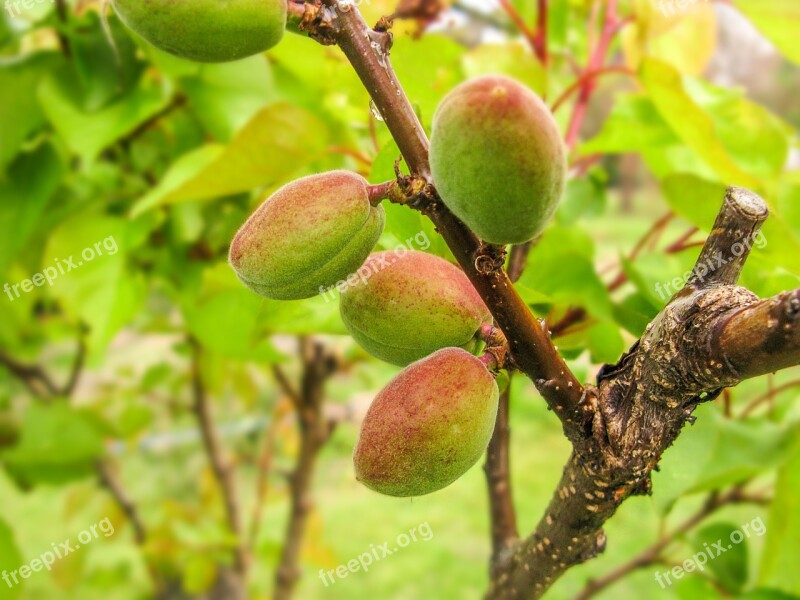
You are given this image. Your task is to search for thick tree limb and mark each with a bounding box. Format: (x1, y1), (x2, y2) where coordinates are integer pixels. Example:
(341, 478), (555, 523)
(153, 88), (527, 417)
(316, 0), (586, 443)
(711, 288), (800, 381)
(487, 188), (780, 598)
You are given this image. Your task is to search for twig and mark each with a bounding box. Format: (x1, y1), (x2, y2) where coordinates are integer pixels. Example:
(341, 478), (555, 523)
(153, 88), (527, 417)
(248, 400), (285, 551)
(484, 244), (529, 567)
(96, 459), (148, 545)
(0, 351), (59, 399)
(741, 380), (800, 417)
(272, 365), (301, 408)
(574, 486), (770, 600)
(565, 0), (629, 150)
(317, 0), (586, 443)
(189, 338), (248, 577)
(498, 0), (540, 60)
(551, 66), (633, 113)
(274, 338), (338, 600)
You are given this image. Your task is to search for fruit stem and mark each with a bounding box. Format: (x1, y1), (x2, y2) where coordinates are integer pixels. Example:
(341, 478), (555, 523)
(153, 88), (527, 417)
(367, 182), (392, 206)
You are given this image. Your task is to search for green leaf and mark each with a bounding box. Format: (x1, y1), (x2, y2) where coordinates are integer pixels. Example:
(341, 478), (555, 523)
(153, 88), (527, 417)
(682, 78), (792, 179)
(391, 34), (466, 125)
(580, 94), (718, 180)
(0, 403), (105, 486)
(462, 42), (546, 95)
(692, 522), (749, 593)
(760, 447), (800, 595)
(0, 52), (61, 173)
(68, 12), (145, 112)
(653, 406), (799, 513)
(180, 55), (277, 142)
(639, 58), (761, 189)
(183, 288), (284, 362)
(613, 292), (659, 337)
(519, 226), (611, 318)
(132, 103), (329, 215)
(661, 173), (726, 230)
(736, 0), (800, 65)
(0, 517), (22, 600)
(0, 144), (64, 274)
(556, 171), (608, 226)
(42, 213), (150, 351)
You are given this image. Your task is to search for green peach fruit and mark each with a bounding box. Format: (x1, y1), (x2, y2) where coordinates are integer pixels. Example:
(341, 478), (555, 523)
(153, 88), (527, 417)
(112, 0), (287, 63)
(229, 171), (385, 300)
(354, 347), (499, 497)
(339, 250), (491, 366)
(430, 75), (567, 245)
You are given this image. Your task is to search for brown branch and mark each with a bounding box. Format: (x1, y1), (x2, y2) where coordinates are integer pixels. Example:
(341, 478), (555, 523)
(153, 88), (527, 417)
(272, 364), (302, 408)
(498, 0), (541, 61)
(741, 379), (800, 417)
(686, 187), (769, 290)
(118, 94), (187, 147)
(550, 66), (633, 113)
(189, 339), (248, 577)
(485, 382), (519, 567)
(96, 459), (148, 545)
(487, 188), (777, 598)
(574, 486), (769, 600)
(0, 351), (59, 399)
(711, 288), (800, 381)
(483, 241), (531, 563)
(248, 400), (284, 551)
(274, 338), (338, 600)
(63, 332), (87, 396)
(317, 0), (586, 443)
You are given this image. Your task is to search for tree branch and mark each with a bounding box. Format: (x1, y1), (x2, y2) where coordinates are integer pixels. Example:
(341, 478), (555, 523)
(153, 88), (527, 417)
(317, 0), (586, 442)
(686, 187), (769, 290)
(0, 351), (59, 399)
(274, 338), (338, 600)
(711, 288), (800, 381)
(487, 188), (779, 598)
(96, 459), (148, 545)
(574, 485), (770, 600)
(189, 339), (248, 578)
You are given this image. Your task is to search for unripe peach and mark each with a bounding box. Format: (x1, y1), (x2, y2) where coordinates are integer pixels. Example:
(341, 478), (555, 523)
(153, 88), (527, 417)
(112, 0), (287, 63)
(339, 251), (491, 366)
(430, 75), (567, 245)
(354, 348), (499, 497)
(229, 171), (385, 300)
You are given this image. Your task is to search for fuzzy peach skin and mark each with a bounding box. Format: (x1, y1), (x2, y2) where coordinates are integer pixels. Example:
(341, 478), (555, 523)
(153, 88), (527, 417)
(229, 171), (385, 300)
(339, 251), (491, 365)
(113, 0), (287, 63)
(430, 75), (567, 245)
(354, 347), (499, 497)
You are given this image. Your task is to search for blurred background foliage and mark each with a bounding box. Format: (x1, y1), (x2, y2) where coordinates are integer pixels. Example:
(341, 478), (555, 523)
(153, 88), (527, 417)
(0, 0), (799, 599)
